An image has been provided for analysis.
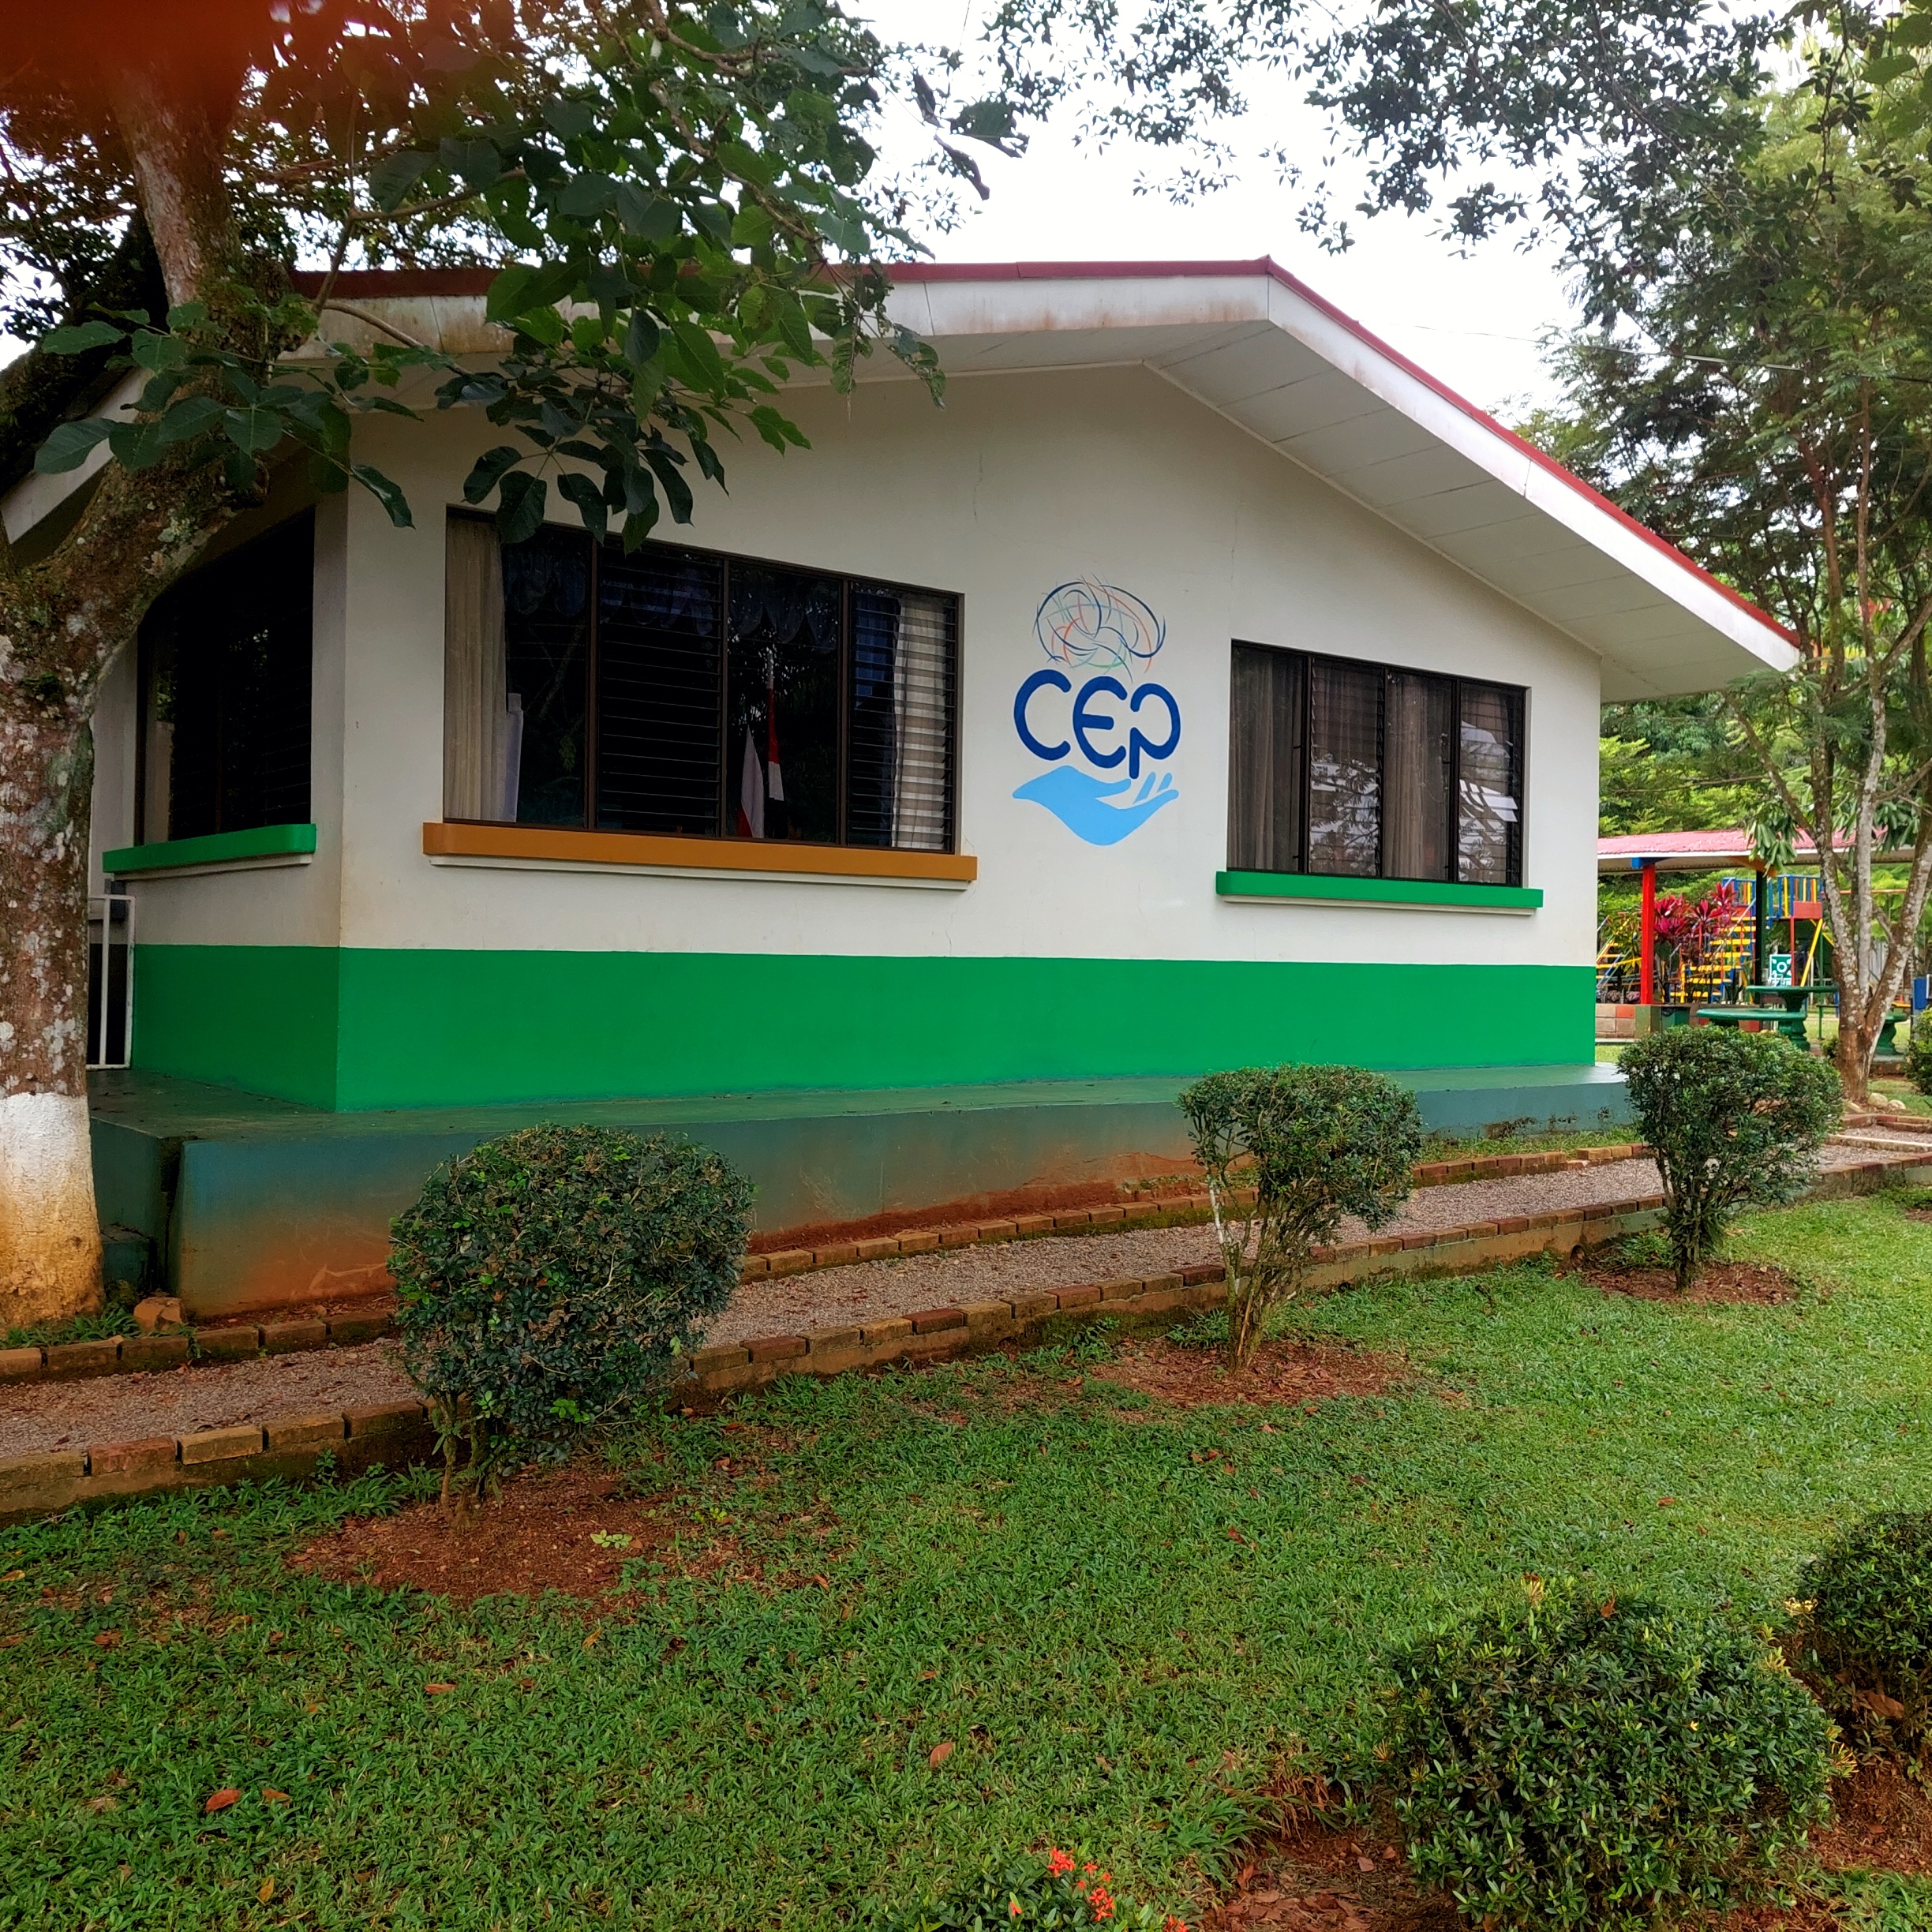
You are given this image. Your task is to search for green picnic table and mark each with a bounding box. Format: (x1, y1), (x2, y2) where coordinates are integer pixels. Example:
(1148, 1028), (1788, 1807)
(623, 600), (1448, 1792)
(1694, 1004), (1810, 1044)
(1743, 983), (1814, 1013)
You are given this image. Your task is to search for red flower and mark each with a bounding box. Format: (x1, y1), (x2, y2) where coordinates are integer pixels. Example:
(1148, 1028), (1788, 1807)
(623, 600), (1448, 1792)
(1046, 1849), (1076, 1878)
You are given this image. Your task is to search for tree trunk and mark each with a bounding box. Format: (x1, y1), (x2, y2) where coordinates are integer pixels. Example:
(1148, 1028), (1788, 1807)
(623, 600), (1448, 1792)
(0, 680), (101, 1324)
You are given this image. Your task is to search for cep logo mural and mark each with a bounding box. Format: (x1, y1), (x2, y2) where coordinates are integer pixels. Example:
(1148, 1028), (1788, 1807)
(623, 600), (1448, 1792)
(1012, 580), (1181, 845)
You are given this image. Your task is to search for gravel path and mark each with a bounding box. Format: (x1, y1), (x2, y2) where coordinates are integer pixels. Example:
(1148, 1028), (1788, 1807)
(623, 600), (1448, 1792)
(0, 1342), (417, 1461)
(1, 1139), (1914, 1461)
(703, 1159), (1669, 1343)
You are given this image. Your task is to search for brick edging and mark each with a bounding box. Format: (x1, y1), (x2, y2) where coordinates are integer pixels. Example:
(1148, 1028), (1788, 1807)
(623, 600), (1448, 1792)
(739, 1144), (1652, 1282)
(10, 1152), (1922, 1523)
(0, 1309), (395, 1391)
(0, 1189), (1685, 1525)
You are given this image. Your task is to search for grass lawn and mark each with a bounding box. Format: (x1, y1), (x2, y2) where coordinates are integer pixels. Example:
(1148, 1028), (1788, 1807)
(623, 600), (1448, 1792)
(10, 1194), (1932, 1930)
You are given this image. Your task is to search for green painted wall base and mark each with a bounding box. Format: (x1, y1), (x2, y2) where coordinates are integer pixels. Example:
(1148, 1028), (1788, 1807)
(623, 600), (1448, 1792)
(91, 1062), (1630, 1317)
(129, 945), (1596, 1111)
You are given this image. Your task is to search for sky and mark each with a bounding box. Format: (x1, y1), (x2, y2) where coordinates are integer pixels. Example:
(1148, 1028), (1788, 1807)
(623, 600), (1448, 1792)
(859, 2), (1586, 423)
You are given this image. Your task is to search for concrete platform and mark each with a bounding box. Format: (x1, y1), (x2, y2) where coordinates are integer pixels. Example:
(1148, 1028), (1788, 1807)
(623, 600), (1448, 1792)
(89, 1061), (1628, 1319)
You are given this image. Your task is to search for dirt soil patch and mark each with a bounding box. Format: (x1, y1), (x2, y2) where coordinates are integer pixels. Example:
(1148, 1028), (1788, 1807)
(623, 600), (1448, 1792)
(1582, 1260), (1802, 1305)
(1205, 1802), (1455, 1931)
(1813, 1757), (1932, 1878)
(291, 1462), (687, 1605)
(1088, 1335), (1408, 1410)
(1205, 1763), (1932, 1930)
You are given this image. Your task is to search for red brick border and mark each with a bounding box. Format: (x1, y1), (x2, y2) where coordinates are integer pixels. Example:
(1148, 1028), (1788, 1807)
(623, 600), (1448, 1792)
(5, 1144), (1919, 1522)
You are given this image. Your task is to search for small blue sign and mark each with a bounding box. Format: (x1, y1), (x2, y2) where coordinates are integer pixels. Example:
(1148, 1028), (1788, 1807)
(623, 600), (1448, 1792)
(1013, 581), (1181, 844)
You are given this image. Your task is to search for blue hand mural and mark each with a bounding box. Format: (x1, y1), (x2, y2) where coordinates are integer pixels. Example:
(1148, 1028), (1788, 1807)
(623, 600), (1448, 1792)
(1012, 766), (1179, 846)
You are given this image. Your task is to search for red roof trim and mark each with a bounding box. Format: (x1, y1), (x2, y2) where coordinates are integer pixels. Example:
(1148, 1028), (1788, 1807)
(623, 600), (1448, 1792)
(294, 268), (494, 298)
(291, 257), (1788, 647)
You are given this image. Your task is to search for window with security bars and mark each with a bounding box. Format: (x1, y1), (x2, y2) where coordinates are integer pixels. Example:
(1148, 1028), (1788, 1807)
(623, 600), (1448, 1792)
(444, 514), (960, 852)
(1226, 640), (1523, 886)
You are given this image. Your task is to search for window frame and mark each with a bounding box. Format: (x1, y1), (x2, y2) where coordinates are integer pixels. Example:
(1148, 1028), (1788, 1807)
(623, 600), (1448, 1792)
(447, 511), (965, 856)
(1226, 638), (1526, 889)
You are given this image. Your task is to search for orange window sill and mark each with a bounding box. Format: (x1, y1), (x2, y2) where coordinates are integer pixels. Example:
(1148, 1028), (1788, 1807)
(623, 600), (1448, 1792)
(422, 820), (977, 885)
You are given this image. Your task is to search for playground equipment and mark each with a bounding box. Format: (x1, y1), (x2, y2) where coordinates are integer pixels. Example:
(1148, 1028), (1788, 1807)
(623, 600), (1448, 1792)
(1596, 868), (1832, 1006)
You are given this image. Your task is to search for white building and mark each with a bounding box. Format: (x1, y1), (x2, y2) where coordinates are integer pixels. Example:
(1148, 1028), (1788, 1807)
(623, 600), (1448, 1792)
(39, 260), (1800, 1309)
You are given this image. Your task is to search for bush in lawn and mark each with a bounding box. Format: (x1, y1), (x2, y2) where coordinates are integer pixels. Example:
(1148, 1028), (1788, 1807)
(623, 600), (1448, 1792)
(1178, 1063), (1421, 1369)
(1907, 1015), (1932, 1095)
(1619, 1026), (1840, 1291)
(1386, 1582), (1833, 1932)
(390, 1124), (751, 1503)
(886, 1848), (1183, 1931)
(1793, 1507), (1932, 1760)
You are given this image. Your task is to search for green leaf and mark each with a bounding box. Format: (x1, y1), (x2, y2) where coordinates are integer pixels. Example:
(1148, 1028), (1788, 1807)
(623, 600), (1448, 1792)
(352, 462), (415, 529)
(307, 451), (350, 495)
(32, 417), (113, 472)
(462, 444), (526, 505)
(731, 205), (775, 248)
(439, 137), (504, 189)
(370, 149), (436, 212)
(748, 404), (807, 453)
(222, 406), (286, 455)
(155, 395), (228, 446)
(624, 312), (661, 367)
(495, 469), (548, 543)
(107, 420), (169, 470)
(129, 331), (187, 373)
(557, 172), (616, 219)
(668, 320), (728, 391)
(614, 184), (680, 243)
(41, 320), (123, 354)
(644, 444), (695, 523)
(557, 468), (609, 541)
(621, 496), (661, 549)
(165, 301), (208, 329)
(543, 99), (597, 140)
(485, 261), (578, 326)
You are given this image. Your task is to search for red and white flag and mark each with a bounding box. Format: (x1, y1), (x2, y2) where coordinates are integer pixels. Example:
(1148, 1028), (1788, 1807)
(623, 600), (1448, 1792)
(737, 728), (764, 839)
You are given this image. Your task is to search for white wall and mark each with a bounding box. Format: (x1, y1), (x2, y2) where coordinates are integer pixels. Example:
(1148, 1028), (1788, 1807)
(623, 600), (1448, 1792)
(95, 361), (1602, 972)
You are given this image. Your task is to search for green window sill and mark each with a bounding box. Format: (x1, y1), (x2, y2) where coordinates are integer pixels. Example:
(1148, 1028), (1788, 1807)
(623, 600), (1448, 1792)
(103, 824), (317, 876)
(1216, 869), (1542, 912)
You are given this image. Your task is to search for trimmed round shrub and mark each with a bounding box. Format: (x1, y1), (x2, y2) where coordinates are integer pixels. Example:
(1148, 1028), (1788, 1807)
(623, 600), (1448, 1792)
(886, 1848), (1179, 1931)
(1794, 1508), (1932, 1758)
(1386, 1583), (1832, 1930)
(1620, 1026), (1840, 1290)
(390, 1124), (752, 1496)
(1179, 1062), (1422, 1368)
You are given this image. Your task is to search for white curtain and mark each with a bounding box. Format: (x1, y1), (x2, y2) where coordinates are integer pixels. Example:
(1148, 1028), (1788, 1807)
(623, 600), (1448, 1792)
(443, 517), (519, 822)
(890, 593), (953, 852)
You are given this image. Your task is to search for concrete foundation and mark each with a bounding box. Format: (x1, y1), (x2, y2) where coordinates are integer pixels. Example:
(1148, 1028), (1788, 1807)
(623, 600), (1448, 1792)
(89, 1061), (1629, 1319)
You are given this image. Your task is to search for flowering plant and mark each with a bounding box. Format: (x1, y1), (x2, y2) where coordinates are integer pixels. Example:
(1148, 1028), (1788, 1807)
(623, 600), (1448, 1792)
(886, 1848), (1185, 1931)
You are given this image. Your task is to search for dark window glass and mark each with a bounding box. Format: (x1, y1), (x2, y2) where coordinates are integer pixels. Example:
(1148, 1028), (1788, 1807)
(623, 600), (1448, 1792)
(1224, 642), (1525, 887)
(1306, 658), (1383, 878)
(596, 549), (723, 835)
(478, 520), (958, 852)
(1383, 672), (1454, 882)
(502, 525), (590, 828)
(727, 564), (841, 844)
(1458, 681), (1523, 886)
(140, 513), (313, 842)
(1227, 643), (1304, 872)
